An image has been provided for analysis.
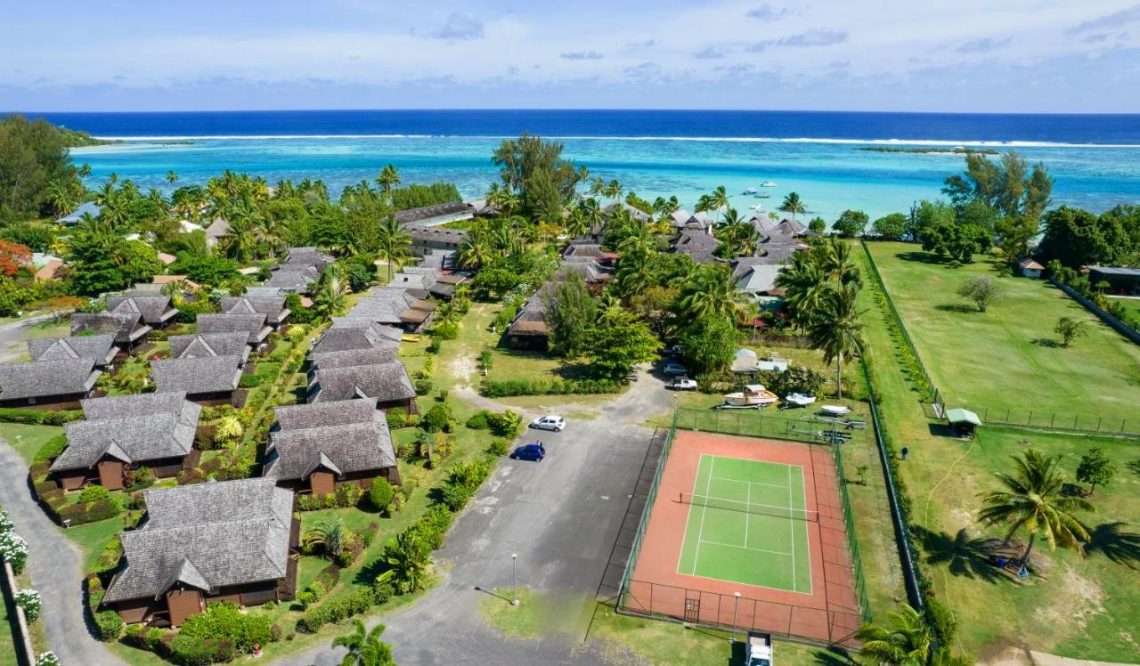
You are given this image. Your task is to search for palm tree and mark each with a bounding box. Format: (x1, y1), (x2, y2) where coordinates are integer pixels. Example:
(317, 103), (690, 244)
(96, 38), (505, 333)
(807, 283), (863, 399)
(602, 179), (623, 202)
(304, 519), (347, 559)
(45, 182), (78, 218)
(779, 191), (806, 221)
(978, 448), (1093, 565)
(677, 264), (749, 323)
(376, 529), (431, 594)
(694, 194), (716, 214)
(78, 163), (92, 179)
(715, 207), (758, 258)
(375, 164), (401, 200)
(166, 170), (178, 185)
(652, 195), (680, 218)
(854, 604), (933, 666)
(313, 265), (348, 320)
(375, 215), (412, 280)
(333, 620), (395, 666)
(710, 185), (730, 212)
(775, 251), (829, 330)
(819, 236), (864, 289)
(565, 207), (590, 239)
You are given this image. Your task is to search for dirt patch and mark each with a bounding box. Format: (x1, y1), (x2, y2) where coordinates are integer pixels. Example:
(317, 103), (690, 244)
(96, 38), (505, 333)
(1034, 566), (1106, 634)
(978, 644), (1032, 666)
(449, 353), (477, 387)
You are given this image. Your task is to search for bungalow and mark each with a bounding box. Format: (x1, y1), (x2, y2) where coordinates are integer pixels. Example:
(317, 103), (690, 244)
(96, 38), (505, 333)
(1087, 266), (1140, 295)
(1018, 258), (1045, 279)
(263, 265), (321, 293)
(28, 333), (117, 368)
(604, 201), (651, 223)
(307, 360), (417, 413)
(50, 392), (202, 491)
(668, 209), (693, 229)
(393, 266), (466, 300)
(56, 201), (101, 226)
(309, 319), (402, 357)
(195, 313), (271, 346)
(220, 293), (291, 329)
(151, 355), (243, 406)
(409, 226), (468, 256)
(148, 275), (203, 292)
(757, 218), (809, 244)
(168, 332), (252, 364)
(263, 399), (399, 495)
(347, 287), (437, 333)
(673, 229), (722, 263)
(101, 479), (299, 627)
(203, 218), (230, 248)
(0, 358), (102, 409)
(394, 201), (473, 226)
(71, 312), (151, 351)
(507, 286), (553, 351)
(387, 271), (435, 299)
(734, 264), (783, 303)
(107, 295), (179, 329)
(283, 247), (334, 272)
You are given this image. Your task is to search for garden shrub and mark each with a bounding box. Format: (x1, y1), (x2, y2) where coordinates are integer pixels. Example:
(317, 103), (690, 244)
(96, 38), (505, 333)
(178, 602), (273, 654)
(414, 377), (434, 395)
(78, 484), (111, 504)
(464, 410), (491, 430)
(15, 589), (40, 622)
(421, 404), (451, 432)
(34, 434), (68, 462)
(487, 438), (511, 456)
(94, 609), (124, 641)
(0, 407), (83, 426)
(416, 506), (454, 550)
(479, 349), (493, 371)
(482, 378), (620, 397)
(385, 408), (407, 429)
(427, 336), (442, 353)
(486, 410), (522, 438)
(334, 483), (364, 508)
(168, 633), (234, 665)
(295, 588), (377, 633)
(35, 653), (60, 666)
(440, 484), (474, 511)
(369, 478), (395, 512)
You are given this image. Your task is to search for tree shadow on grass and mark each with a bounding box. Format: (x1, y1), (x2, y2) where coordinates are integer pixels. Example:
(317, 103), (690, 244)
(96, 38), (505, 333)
(894, 251), (946, 265)
(1085, 522), (1140, 569)
(934, 303), (979, 314)
(1030, 338), (1063, 348)
(355, 556), (391, 586)
(912, 526), (1007, 583)
(812, 646), (856, 666)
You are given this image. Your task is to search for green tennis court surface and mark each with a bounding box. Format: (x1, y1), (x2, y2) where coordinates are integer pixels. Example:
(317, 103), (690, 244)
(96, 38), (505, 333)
(677, 454), (812, 593)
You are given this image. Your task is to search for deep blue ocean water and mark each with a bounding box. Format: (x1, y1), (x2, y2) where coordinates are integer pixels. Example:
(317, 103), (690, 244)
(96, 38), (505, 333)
(27, 110), (1140, 220)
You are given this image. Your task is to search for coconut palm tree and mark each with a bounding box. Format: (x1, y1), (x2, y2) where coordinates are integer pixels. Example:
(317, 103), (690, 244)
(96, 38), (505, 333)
(978, 448), (1093, 566)
(652, 195), (680, 218)
(78, 163), (92, 179)
(819, 236), (864, 289)
(807, 282), (863, 398)
(677, 264), (750, 323)
(710, 185), (730, 212)
(565, 206), (590, 239)
(333, 620), (395, 666)
(313, 265), (348, 321)
(854, 604), (933, 666)
(376, 529), (431, 594)
(779, 192), (806, 221)
(715, 207), (758, 258)
(166, 170), (178, 185)
(457, 230), (492, 270)
(693, 194), (716, 214)
(602, 179), (623, 202)
(375, 214), (411, 280)
(588, 177), (606, 198)
(45, 182), (78, 218)
(375, 164), (401, 200)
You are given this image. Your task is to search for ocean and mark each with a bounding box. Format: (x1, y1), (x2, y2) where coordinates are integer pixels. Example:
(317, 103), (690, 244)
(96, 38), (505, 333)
(32, 110), (1140, 222)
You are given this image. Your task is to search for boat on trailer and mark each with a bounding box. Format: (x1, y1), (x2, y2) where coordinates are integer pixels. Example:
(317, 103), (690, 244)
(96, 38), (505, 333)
(721, 384), (779, 408)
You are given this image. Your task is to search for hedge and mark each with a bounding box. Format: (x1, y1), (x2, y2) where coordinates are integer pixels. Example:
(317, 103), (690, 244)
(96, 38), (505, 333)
(482, 378), (621, 397)
(0, 408), (83, 425)
(34, 434), (68, 462)
(295, 587), (377, 633)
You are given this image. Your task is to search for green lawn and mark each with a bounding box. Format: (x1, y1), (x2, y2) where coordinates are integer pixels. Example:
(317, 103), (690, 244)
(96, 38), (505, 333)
(867, 242), (1140, 429)
(856, 244), (1140, 662)
(0, 583), (20, 666)
(0, 423), (63, 464)
(1108, 296), (1140, 319)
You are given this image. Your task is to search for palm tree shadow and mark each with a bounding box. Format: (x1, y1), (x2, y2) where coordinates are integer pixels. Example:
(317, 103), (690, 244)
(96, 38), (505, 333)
(912, 526), (1006, 582)
(1085, 522), (1140, 569)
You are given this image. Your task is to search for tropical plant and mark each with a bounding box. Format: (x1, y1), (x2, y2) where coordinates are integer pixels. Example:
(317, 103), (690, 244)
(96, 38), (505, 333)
(376, 529), (431, 594)
(376, 214), (412, 279)
(313, 264), (348, 320)
(676, 264), (750, 323)
(957, 275), (1002, 313)
(854, 604), (933, 666)
(807, 283), (863, 398)
(1075, 448), (1115, 496)
(333, 619), (396, 666)
(375, 164), (401, 200)
(1054, 316), (1088, 347)
(778, 192), (806, 220)
(304, 518), (348, 560)
(978, 448), (1094, 565)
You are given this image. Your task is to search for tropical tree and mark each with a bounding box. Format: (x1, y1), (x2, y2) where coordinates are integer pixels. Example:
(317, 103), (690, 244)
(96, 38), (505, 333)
(333, 620), (396, 666)
(779, 192), (806, 221)
(676, 264), (750, 323)
(586, 305), (661, 380)
(807, 283), (863, 398)
(978, 448), (1093, 565)
(957, 275), (1002, 313)
(375, 164), (401, 200)
(312, 265), (348, 320)
(854, 604), (933, 666)
(376, 214), (412, 280)
(303, 519), (347, 560)
(1075, 448), (1115, 496)
(44, 182), (78, 218)
(376, 529), (431, 594)
(544, 273), (598, 358)
(708, 185), (730, 213)
(166, 170), (178, 185)
(1054, 316), (1088, 347)
(602, 178), (623, 202)
(714, 207), (759, 258)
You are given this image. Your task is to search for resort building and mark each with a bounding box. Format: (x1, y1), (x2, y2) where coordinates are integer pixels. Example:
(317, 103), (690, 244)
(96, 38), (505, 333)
(0, 358), (102, 409)
(672, 228), (722, 263)
(309, 318), (403, 357)
(101, 479), (299, 627)
(151, 355), (244, 406)
(106, 294), (179, 330)
(263, 399), (399, 495)
(394, 201), (474, 226)
(195, 313), (272, 346)
(307, 359), (417, 413)
(346, 287), (437, 333)
(167, 332), (252, 364)
(220, 293), (291, 329)
(55, 201), (102, 226)
(27, 333), (118, 368)
(71, 312), (151, 351)
(1018, 258), (1045, 279)
(49, 392), (202, 491)
(1088, 266), (1140, 295)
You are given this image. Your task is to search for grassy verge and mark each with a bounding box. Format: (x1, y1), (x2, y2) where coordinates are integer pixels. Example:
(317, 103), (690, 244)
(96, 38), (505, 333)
(0, 423), (63, 464)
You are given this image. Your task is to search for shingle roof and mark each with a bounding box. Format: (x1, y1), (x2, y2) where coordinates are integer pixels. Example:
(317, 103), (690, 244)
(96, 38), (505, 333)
(27, 334), (117, 366)
(409, 227), (468, 245)
(389, 271), (436, 291)
(283, 247), (333, 271)
(394, 201), (471, 224)
(264, 399), (395, 481)
(151, 356), (242, 395)
(264, 266), (321, 291)
(107, 296), (177, 326)
(195, 313), (270, 345)
(308, 362), (416, 404)
(736, 265), (782, 295)
(51, 393), (200, 472)
(310, 321), (403, 355)
(71, 312), (151, 345)
(57, 201), (101, 225)
(103, 479), (293, 603)
(605, 201), (651, 222)
(308, 347), (398, 369)
(673, 229), (722, 263)
(0, 358), (101, 401)
(204, 218), (230, 239)
(168, 333), (252, 362)
(220, 294), (290, 326)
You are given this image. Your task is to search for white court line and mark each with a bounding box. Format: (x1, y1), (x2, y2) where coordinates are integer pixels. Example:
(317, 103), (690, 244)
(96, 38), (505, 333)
(691, 455), (716, 574)
(744, 478), (751, 548)
(686, 494), (815, 518)
(697, 537), (793, 558)
(797, 464), (814, 595)
(708, 475), (789, 491)
(788, 465), (797, 592)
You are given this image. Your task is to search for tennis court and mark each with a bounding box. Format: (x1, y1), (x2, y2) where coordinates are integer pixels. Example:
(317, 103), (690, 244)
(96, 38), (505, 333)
(677, 455), (812, 593)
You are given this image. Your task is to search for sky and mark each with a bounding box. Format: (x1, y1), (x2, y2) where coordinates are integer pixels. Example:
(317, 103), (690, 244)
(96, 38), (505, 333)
(2, 0), (1139, 113)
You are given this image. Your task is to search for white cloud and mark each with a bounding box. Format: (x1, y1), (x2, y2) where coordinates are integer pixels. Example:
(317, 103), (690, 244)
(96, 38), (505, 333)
(432, 13), (483, 40)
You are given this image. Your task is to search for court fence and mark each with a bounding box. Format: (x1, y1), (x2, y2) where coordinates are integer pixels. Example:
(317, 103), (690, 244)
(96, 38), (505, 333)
(672, 407), (870, 447)
(920, 403), (1140, 439)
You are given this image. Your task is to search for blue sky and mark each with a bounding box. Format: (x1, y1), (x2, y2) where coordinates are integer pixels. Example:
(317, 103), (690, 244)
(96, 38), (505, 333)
(2, 0), (1139, 112)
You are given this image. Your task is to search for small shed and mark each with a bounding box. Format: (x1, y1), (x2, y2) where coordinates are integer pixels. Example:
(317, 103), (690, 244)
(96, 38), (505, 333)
(1018, 258), (1044, 279)
(946, 408), (982, 438)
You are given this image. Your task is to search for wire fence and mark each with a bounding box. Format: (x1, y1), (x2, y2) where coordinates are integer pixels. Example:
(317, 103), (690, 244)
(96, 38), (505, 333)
(831, 441), (872, 623)
(618, 411), (678, 604)
(927, 405), (1140, 439)
(673, 407), (871, 448)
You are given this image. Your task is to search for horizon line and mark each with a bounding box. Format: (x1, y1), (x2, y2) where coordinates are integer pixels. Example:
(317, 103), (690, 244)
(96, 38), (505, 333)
(8, 107), (1140, 117)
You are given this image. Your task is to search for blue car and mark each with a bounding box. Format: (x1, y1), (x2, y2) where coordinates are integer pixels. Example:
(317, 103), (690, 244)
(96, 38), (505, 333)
(510, 442), (546, 462)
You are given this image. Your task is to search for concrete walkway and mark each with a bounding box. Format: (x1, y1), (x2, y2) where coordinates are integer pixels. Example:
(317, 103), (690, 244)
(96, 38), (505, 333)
(0, 439), (124, 665)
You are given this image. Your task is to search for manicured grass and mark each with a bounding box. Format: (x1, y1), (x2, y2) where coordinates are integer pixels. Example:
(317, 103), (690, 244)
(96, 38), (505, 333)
(0, 423), (63, 464)
(0, 588), (19, 666)
(66, 517), (127, 573)
(1108, 296), (1140, 319)
(867, 242), (1140, 429)
(856, 244), (1140, 662)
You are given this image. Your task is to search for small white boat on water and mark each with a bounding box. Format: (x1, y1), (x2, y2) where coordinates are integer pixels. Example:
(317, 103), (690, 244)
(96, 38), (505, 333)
(784, 393), (817, 408)
(819, 404), (852, 417)
(756, 193), (771, 199)
(751, 204), (765, 213)
(743, 187), (758, 195)
(722, 384), (779, 408)
(760, 181), (777, 188)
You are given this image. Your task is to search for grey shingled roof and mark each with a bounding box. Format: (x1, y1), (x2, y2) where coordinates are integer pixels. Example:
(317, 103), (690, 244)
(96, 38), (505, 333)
(409, 227), (468, 245)
(394, 201), (471, 224)
(51, 393), (200, 472)
(673, 229), (722, 263)
(0, 358), (101, 401)
(103, 479), (293, 603)
(309, 347), (397, 369)
(388, 271), (436, 291)
(71, 312), (151, 344)
(263, 399), (395, 481)
(284, 247), (334, 270)
(28, 334), (117, 366)
(195, 313), (270, 345)
(168, 333), (252, 363)
(107, 296), (177, 326)
(264, 266), (321, 291)
(308, 362), (416, 404)
(220, 294), (290, 326)
(151, 356), (242, 395)
(310, 320), (402, 356)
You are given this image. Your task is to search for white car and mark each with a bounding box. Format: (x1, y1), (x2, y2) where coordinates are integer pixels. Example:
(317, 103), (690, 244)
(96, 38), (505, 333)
(529, 415), (566, 432)
(666, 377), (698, 391)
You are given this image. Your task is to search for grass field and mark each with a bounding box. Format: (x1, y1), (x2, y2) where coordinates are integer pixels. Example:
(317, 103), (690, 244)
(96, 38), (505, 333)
(1108, 296), (1140, 319)
(867, 242), (1140, 428)
(678, 455), (812, 593)
(856, 243), (1140, 662)
(0, 424), (63, 464)
(0, 583), (19, 666)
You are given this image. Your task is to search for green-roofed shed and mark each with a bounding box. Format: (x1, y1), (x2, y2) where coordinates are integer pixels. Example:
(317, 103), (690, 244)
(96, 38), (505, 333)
(946, 408), (982, 437)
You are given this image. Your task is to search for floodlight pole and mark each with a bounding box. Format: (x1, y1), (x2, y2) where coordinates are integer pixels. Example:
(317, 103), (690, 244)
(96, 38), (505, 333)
(511, 553), (519, 606)
(732, 592), (741, 643)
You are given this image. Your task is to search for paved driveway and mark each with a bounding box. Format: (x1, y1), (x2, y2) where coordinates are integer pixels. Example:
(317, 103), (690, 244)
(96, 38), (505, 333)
(282, 367), (672, 665)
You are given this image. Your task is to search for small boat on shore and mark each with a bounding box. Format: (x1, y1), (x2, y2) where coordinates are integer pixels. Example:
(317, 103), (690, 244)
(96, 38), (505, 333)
(722, 384), (779, 408)
(784, 393), (817, 408)
(743, 187), (758, 195)
(819, 404), (851, 417)
(760, 181), (777, 187)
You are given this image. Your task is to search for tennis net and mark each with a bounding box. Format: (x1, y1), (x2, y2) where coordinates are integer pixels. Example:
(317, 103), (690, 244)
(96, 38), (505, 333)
(678, 492), (819, 522)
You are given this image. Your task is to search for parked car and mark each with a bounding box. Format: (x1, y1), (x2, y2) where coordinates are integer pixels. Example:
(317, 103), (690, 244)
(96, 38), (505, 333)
(663, 360), (689, 376)
(529, 415), (566, 432)
(663, 345), (683, 357)
(666, 377), (698, 390)
(510, 442), (546, 461)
